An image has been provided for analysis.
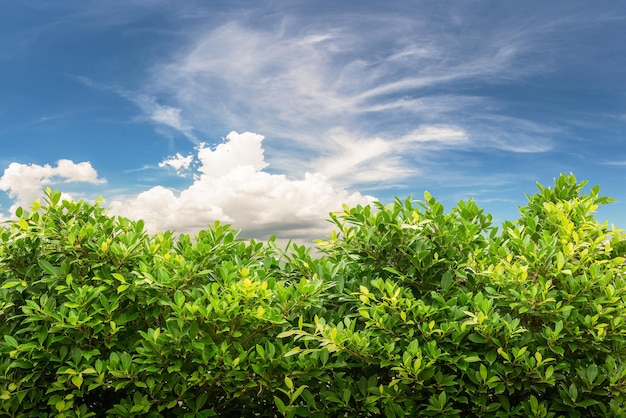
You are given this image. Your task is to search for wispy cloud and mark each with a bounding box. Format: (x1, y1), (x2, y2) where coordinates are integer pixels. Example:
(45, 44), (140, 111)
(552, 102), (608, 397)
(143, 5), (573, 190)
(32, 114), (65, 124)
(602, 161), (626, 166)
(399, 125), (468, 145)
(74, 75), (198, 142)
(117, 91), (198, 143)
(308, 124), (469, 185)
(72, 3), (603, 194)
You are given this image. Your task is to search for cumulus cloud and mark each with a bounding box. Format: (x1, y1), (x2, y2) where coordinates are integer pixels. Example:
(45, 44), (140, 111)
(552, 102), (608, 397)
(0, 160), (105, 214)
(110, 131), (375, 241)
(159, 152), (194, 175)
(55, 160), (104, 183)
(197, 132), (268, 178)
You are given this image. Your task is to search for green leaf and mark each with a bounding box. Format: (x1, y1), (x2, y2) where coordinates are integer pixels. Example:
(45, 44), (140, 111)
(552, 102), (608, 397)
(49, 189), (61, 205)
(441, 271), (454, 291)
(99, 293), (110, 312)
(38, 259), (60, 276)
(479, 364), (488, 382)
(174, 290), (185, 308)
(4, 335), (18, 348)
(274, 396), (286, 415)
(554, 320), (563, 334)
(196, 392), (208, 410)
(438, 391), (447, 406)
(586, 364), (598, 383)
(292, 385), (308, 403)
(1, 280), (22, 289)
(37, 327), (48, 345)
(9, 360), (32, 369)
(383, 267), (402, 276)
(576, 399), (598, 407)
(569, 383), (578, 401)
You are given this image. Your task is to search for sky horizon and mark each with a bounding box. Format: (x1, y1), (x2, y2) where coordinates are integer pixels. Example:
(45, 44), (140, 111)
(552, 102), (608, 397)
(1, 1), (625, 243)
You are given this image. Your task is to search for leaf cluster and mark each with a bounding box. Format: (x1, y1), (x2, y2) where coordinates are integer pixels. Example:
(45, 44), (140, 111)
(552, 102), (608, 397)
(1, 174), (625, 417)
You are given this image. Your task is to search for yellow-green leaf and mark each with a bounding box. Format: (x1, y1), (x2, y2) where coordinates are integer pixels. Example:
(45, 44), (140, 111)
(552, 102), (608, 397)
(285, 376), (294, 391)
(1, 280), (21, 289)
(72, 375), (83, 389)
(17, 218), (29, 230)
(330, 328), (338, 340)
(284, 347), (301, 357)
(112, 273), (126, 284)
(55, 401), (66, 412)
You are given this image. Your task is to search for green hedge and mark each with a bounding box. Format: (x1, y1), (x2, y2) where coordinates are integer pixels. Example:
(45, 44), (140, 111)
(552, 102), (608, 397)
(1, 173), (625, 417)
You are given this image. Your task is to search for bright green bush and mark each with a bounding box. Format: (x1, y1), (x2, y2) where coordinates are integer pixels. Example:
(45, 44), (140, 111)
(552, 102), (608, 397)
(1, 174), (625, 417)
(0, 191), (332, 417)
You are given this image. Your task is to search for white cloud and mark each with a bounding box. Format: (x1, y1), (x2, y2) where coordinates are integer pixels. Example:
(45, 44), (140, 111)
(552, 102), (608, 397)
(74, 76), (198, 142)
(197, 132), (268, 178)
(309, 125), (469, 185)
(0, 160), (105, 214)
(56, 159), (104, 183)
(151, 106), (188, 133)
(601, 159), (626, 166)
(110, 131), (375, 241)
(141, 11), (562, 191)
(120, 92), (198, 142)
(159, 152), (194, 175)
(465, 115), (557, 153)
(310, 129), (398, 184)
(400, 125), (468, 144)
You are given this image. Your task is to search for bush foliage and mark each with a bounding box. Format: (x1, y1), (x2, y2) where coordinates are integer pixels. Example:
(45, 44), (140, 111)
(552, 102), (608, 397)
(1, 174), (625, 417)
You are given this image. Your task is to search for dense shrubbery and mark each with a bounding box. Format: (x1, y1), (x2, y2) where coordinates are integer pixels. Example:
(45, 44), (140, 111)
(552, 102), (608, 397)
(1, 174), (625, 417)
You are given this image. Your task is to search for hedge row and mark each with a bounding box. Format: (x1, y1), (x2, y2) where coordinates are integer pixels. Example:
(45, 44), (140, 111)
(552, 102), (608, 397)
(1, 174), (625, 417)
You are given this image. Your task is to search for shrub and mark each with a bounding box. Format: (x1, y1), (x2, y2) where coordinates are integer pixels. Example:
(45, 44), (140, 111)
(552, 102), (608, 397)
(1, 174), (625, 417)
(0, 190), (330, 416)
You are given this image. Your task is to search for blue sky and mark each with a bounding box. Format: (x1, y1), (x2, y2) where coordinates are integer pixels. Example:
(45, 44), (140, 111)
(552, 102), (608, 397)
(1, 1), (625, 242)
